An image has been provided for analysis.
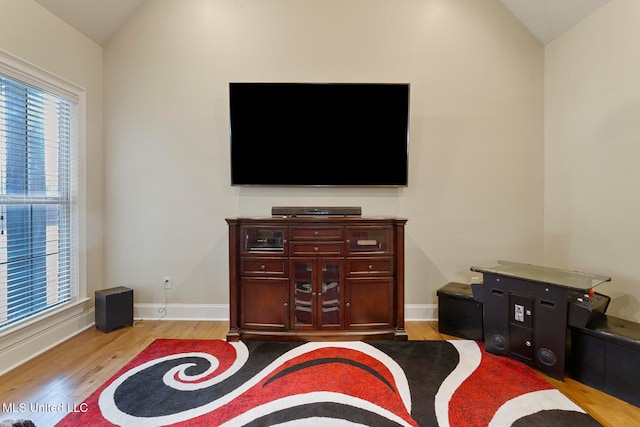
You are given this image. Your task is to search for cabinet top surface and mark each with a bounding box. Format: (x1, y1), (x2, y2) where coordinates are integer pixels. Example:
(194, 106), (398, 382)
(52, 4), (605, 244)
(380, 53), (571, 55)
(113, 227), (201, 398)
(226, 216), (408, 223)
(471, 260), (610, 291)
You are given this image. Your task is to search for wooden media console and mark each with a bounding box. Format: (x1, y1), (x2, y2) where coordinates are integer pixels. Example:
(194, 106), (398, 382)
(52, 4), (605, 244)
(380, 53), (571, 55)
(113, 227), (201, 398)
(226, 215), (407, 342)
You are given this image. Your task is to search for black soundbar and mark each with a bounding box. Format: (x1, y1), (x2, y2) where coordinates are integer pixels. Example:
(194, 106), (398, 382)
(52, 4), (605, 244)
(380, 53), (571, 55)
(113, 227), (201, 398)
(271, 206), (362, 217)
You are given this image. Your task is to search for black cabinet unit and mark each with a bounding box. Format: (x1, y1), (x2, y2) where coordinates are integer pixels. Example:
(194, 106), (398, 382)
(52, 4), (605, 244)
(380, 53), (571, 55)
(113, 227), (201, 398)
(471, 261), (610, 380)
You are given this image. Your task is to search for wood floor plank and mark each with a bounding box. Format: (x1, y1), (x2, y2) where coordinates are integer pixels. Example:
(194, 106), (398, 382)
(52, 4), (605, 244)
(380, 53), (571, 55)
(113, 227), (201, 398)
(0, 320), (638, 426)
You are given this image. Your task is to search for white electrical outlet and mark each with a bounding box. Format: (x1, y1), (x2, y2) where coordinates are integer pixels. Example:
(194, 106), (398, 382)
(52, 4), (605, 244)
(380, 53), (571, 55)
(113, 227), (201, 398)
(164, 276), (172, 289)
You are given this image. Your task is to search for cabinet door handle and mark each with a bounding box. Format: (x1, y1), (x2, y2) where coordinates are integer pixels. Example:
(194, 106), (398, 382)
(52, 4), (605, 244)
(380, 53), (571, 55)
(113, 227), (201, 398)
(346, 302), (351, 308)
(284, 302), (288, 308)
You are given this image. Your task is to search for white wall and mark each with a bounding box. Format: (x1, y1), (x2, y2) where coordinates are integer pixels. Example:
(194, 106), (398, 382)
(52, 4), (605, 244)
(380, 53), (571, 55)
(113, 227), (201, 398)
(545, 0), (640, 322)
(104, 0), (544, 316)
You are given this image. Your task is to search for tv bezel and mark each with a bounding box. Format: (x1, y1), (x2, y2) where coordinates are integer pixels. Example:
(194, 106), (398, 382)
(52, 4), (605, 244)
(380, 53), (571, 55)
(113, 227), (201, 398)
(229, 82), (410, 187)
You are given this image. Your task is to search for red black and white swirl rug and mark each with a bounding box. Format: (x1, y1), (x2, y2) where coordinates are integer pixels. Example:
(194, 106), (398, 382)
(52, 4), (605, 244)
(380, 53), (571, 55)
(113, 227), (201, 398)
(57, 339), (600, 426)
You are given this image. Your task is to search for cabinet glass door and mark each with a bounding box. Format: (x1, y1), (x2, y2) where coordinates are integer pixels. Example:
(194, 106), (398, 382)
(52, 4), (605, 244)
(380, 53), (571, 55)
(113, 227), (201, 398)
(243, 227), (285, 253)
(320, 261), (341, 327)
(347, 227), (391, 254)
(293, 260), (314, 327)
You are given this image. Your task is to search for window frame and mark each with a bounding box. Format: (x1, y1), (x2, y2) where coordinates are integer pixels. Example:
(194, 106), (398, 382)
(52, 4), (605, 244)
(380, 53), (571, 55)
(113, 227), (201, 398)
(0, 48), (87, 341)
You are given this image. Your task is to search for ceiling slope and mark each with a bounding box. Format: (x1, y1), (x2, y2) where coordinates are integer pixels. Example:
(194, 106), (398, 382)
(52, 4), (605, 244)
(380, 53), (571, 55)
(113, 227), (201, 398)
(33, 0), (146, 46)
(33, 0), (609, 47)
(500, 0), (610, 44)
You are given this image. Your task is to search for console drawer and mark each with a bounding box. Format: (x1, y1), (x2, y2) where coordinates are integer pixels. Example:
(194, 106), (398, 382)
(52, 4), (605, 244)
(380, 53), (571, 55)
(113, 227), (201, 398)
(290, 242), (343, 256)
(290, 226), (343, 240)
(241, 258), (287, 276)
(347, 257), (394, 276)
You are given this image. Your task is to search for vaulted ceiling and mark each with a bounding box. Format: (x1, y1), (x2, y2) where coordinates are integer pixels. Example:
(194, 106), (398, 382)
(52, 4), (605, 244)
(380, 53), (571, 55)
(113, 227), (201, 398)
(34, 0), (609, 47)
(499, 0), (609, 44)
(33, 0), (146, 46)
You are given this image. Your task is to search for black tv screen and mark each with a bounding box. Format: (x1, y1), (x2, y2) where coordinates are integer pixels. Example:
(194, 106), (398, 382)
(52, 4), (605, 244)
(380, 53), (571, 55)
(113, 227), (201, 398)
(229, 83), (409, 186)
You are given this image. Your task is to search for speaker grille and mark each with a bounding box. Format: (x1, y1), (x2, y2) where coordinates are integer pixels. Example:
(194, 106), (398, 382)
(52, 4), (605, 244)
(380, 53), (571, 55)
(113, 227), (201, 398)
(538, 348), (557, 366)
(492, 334), (506, 350)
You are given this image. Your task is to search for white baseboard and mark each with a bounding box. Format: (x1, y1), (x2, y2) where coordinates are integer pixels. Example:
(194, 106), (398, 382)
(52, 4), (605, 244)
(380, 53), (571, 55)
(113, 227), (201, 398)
(405, 304), (438, 321)
(134, 303), (437, 322)
(134, 303), (230, 321)
(0, 302), (95, 377)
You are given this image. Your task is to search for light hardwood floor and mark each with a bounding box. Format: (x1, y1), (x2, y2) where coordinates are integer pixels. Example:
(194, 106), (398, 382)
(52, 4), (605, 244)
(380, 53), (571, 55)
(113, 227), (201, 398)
(1, 320), (638, 426)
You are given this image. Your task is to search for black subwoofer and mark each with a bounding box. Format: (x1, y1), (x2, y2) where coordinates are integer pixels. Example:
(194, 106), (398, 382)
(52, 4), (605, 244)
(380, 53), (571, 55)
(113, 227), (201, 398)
(95, 286), (134, 332)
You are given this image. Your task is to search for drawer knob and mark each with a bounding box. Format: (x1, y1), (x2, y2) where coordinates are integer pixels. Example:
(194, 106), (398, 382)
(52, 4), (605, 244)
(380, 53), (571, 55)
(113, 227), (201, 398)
(260, 264), (266, 270)
(368, 264), (373, 270)
(314, 231), (319, 236)
(314, 246), (319, 252)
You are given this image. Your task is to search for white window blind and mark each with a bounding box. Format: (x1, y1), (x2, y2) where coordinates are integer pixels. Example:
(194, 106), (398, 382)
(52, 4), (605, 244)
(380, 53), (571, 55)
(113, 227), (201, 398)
(0, 72), (75, 330)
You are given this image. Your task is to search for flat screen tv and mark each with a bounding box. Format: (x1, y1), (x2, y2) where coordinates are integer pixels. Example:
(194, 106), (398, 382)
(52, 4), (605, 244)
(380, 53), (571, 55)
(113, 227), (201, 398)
(229, 82), (409, 186)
